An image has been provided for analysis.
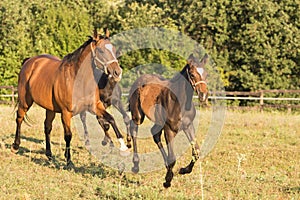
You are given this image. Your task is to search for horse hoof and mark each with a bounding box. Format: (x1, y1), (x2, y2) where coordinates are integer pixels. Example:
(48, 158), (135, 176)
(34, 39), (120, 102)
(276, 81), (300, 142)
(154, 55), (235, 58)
(163, 182), (171, 188)
(132, 166), (139, 174)
(63, 161), (74, 170)
(11, 143), (19, 154)
(126, 143), (132, 149)
(179, 167), (192, 175)
(46, 154), (53, 161)
(109, 142), (114, 147)
(101, 140), (108, 146)
(120, 148), (130, 157)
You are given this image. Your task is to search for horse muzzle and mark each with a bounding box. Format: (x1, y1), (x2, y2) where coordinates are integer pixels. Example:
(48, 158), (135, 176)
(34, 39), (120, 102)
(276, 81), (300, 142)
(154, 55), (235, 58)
(198, 90), (208, 102)
(107, 62), (122, 82)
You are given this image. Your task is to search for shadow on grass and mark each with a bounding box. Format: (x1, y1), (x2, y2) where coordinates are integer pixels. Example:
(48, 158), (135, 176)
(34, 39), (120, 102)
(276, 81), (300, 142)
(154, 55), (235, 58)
(3, 135), (124, 181)
(282, 186), (300, 194)
(6, 142), (110, 179)
(20, 135), (60, 145)
(5, 134), (60, 145)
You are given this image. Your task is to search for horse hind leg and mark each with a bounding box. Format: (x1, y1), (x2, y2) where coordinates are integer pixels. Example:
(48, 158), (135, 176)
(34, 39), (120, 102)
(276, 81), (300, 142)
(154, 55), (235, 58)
(124, 116), (132, 148)
(80, 112), (90, 147)
(11, 108), (26, 153)
(11, 95), (33, 153)
(130, 120), (139, 173)
(44, 110), (56, 160)
(163, 125), (177, 188)
(151, 124), (168, 164)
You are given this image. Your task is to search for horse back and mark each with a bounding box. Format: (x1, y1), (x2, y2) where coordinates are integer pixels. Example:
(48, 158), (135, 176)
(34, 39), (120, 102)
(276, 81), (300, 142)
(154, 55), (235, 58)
(130, 74), (179, 125)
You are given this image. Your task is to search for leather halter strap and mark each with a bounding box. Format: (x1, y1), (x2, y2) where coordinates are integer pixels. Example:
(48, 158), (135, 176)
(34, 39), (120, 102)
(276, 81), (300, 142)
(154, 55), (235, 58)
(90, 43), (118, 74)
(186, 68), (207, 89)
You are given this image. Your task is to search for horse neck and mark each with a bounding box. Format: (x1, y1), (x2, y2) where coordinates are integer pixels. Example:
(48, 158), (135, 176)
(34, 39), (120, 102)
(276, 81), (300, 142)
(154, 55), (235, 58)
(70, 44), (100, 100)
(61, 38), (94, 73)
(169, 65), (194, 109)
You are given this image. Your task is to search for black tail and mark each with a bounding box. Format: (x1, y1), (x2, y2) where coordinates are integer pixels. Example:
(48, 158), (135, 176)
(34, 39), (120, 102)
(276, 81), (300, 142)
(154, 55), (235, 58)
(13, 99), (33, 127)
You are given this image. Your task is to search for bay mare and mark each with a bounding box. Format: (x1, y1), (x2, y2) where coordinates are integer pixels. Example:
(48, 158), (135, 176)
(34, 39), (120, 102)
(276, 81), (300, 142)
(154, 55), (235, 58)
(129, 54), (209, 187)
(11, 29), (129, 164)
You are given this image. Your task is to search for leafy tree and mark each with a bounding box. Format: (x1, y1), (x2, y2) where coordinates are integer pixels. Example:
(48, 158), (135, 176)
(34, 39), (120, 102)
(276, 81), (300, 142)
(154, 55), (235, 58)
(0, 0), (299, 105)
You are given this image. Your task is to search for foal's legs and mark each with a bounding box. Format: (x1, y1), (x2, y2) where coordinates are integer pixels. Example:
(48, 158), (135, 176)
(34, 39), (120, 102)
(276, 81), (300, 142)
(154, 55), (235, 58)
(130, 120), (139, 173)
(80, 111), (114, 147)
(179, 123), (200, 174)
(61, 111), (73, 164)
(79, 112), (90, 146)
(113, 98), (131, 148)
(151, 124), (168, 165)
(97, 117), (114, 147)
(95, 101), (128, 152)
(163, 125), (177, 188)
(44, 110), (56, 160)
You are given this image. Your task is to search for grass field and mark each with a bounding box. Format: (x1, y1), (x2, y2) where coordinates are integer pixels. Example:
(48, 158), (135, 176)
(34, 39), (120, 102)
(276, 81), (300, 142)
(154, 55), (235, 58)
(0, 104), (299, 199)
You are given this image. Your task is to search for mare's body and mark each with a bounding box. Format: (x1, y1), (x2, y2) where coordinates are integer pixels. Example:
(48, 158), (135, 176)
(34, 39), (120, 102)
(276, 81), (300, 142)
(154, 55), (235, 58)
(12, 30), (128, 164)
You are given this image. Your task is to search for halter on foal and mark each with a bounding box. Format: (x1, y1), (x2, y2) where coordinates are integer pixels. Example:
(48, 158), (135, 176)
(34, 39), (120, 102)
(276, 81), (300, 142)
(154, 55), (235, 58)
(129, 54), (209, 187)
(11, 29), (128, 164)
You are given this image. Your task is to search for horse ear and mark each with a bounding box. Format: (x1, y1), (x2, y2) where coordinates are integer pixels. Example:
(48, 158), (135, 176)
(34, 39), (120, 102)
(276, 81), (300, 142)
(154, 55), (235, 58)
(187, 54), (195, 65)
(199, 54), (209, 68)
(93, 28), (99, 40)
(116, 47), (122, 58)
(188, 53), (194, 60)
(104, 28), (110, 38)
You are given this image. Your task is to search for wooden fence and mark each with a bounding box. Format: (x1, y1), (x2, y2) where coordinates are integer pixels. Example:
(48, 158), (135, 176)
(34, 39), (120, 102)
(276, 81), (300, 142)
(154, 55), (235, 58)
(1, 86), (300, 111)
(0, 86), (17, 105)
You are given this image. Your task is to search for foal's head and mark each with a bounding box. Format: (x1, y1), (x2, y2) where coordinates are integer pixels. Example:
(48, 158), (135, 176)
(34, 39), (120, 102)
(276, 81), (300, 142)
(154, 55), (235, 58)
(91, 29), (122, 81)
(186, 54), (209, 102)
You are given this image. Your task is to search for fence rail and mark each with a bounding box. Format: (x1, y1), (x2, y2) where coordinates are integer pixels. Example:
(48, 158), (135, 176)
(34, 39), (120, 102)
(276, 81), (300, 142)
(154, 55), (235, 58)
(0, 86), (17, 105)
(1, 86), (300, 111)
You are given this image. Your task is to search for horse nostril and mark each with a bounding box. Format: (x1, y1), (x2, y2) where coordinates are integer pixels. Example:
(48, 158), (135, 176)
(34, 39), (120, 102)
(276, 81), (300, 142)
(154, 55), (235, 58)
(114, 70), (119, 77)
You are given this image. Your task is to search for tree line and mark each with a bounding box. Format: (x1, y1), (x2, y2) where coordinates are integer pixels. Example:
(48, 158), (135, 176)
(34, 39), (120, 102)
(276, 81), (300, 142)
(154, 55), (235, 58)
(0, 0), (299, 96)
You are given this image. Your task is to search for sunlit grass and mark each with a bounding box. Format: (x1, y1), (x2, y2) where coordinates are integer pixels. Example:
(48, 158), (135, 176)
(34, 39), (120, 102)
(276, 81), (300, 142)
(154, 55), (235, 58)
(0, 105), (299, 199)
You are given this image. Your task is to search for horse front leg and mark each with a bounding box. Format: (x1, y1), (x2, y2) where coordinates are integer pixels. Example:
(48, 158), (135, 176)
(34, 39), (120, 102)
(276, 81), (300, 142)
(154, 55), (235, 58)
(96, 101), (128, 154)
(163, 125), (176, 188)
(44, 110), (56, 160)
(97, 117), (114, 147)
(113, 97), (131, 148)
(179, 123), (200, 174)
(61, 111), (73, 165)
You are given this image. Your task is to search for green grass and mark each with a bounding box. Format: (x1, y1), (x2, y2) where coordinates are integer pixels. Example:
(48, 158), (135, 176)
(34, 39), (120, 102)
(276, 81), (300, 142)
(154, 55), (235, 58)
(0, 104), (299, 199)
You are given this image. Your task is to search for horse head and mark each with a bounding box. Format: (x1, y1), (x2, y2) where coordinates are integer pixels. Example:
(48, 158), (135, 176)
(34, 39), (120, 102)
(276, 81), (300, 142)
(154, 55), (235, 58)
(186, 54), (209, 102)
(90, 28), (122, 82)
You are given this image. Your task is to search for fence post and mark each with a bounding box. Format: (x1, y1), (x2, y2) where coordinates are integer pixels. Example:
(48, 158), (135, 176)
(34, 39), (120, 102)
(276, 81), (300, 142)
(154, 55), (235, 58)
(11, 86), (15, 105)
(259, 91), (264, 112)
(287, 104), (291, 113)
